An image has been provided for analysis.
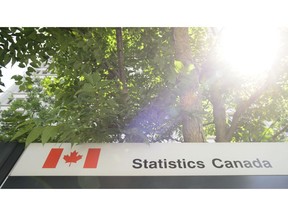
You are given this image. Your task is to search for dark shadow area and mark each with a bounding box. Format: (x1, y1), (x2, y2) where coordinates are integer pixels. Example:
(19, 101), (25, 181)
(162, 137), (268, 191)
(2, 175), (288, 189)
(0, 142), (24, 186)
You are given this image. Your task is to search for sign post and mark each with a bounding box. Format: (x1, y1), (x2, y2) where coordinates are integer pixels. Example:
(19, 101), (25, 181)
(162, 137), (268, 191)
(2, 142), (288, 188)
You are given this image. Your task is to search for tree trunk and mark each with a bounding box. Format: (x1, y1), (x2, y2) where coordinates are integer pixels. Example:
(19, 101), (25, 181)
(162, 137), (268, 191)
(116, 27), (128, 98)
(210, 84), (229, 142)
(173, 27), (205, 142)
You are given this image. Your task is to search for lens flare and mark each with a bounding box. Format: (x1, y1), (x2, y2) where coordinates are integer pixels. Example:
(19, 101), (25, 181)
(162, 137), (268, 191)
(218, 27), (280, 79)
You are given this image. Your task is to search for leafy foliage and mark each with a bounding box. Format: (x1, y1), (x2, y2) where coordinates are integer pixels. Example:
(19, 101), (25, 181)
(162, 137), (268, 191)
(1, 27), (288, 145)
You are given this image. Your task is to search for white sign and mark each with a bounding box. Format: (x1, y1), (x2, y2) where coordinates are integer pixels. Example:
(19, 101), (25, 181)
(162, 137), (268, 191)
(10, 142), (288, 176)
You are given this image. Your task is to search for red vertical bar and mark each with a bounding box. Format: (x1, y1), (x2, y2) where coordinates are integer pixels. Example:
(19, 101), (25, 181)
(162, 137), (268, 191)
(83, 148), (101, 168)
(42, 148), (64, 168)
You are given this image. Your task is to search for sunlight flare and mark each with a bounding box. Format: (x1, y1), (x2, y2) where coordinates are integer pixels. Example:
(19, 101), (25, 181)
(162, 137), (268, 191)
(218, 27), (280, 79)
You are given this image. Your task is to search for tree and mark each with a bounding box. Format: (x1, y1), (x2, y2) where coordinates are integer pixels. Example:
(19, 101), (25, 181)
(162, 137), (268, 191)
(0, 77), (58, 143)
(173, 27), (205, 142)
(201, 28), (288, 142)
(1, 27), (288, 145)
(1, 27), (182, 144)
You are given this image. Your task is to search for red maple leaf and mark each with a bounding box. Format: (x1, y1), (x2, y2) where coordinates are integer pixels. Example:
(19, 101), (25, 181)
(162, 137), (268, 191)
(63, 150), (83, 166)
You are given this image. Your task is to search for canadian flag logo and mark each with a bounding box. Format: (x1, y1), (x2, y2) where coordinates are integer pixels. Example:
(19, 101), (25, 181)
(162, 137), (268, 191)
(42, 148), (101, 168)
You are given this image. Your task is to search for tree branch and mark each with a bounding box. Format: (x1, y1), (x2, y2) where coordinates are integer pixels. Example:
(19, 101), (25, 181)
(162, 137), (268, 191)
(210, 83), (228, 142)
(271, 125), (288, 141)
(259, 118), (279, 141)
(116, 27), (128, 94)
(226, 77), (275, 141)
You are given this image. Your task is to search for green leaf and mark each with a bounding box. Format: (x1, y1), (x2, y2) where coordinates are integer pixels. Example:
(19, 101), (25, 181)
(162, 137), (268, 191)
(15, 119), (34, 130)
(75, 83), (95, 95)
(187, 64), (195, 73)
(25, 126), (45, 145)
(11, 123), (35, 141)
(2, 55), (11, 67)
(0, 49), (4, 61)
(58, 130), (73, 143)
(92, 73), (101, 84)
(18, 62), (26, 68)
(41, 126), (59, 144)
(30, 62), (39, 68)
(85, 73), (94, 85)
(12, 75), (23, 82)
(27, 66), (36, 75)
(174, 60), (184, 73)
(11, 57), (17, 67)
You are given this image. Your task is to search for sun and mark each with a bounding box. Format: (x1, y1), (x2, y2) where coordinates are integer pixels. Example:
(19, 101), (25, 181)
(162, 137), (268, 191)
(217, 27), (280, 80)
